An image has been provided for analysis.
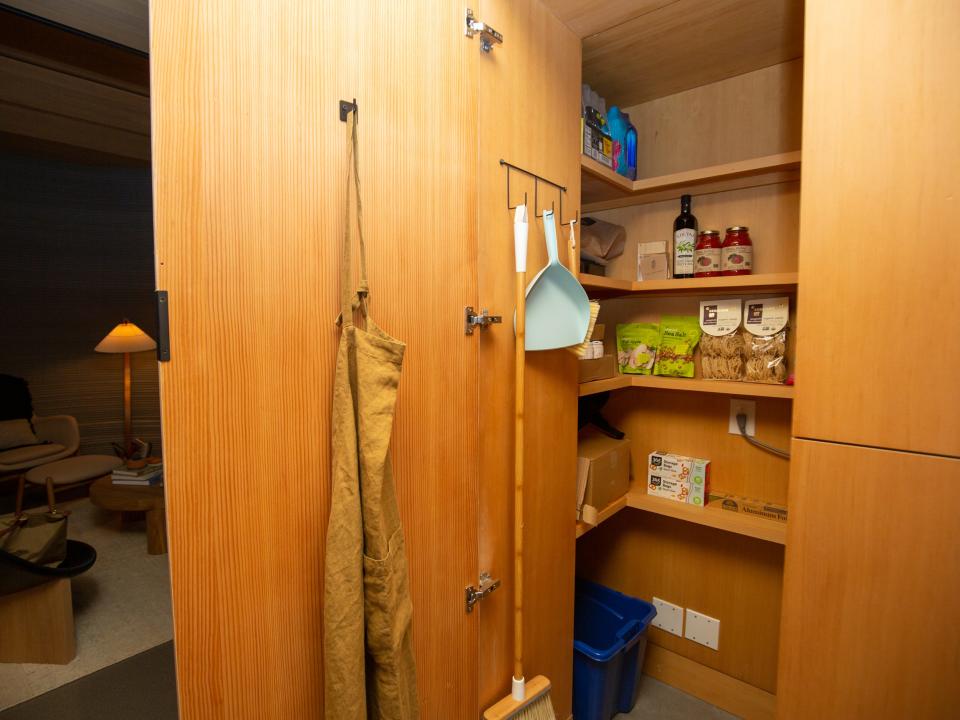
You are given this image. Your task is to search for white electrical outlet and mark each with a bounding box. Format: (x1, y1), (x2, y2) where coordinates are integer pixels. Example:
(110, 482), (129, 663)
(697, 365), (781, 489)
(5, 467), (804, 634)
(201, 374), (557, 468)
(728, 399), (756, 436)
(651, 597), (683, 637)
(684, 609), (720, 650)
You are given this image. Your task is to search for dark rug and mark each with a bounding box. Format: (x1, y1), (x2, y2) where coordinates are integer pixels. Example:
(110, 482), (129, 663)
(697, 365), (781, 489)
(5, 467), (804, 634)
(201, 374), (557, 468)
(0, 642), (178, 720)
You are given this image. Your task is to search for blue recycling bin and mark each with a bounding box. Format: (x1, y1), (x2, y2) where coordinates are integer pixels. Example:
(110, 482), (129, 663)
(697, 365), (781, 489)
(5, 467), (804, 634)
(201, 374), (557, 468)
(573, 579), (657, 720)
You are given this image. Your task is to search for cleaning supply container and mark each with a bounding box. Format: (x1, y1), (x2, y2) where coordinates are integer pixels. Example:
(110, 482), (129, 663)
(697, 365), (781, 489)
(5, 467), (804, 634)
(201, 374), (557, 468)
(573, 579), (657, 720)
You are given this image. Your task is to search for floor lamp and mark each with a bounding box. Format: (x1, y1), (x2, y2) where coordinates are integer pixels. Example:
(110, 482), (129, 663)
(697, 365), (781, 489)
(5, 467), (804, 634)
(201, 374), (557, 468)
(95, 320), (157, 457)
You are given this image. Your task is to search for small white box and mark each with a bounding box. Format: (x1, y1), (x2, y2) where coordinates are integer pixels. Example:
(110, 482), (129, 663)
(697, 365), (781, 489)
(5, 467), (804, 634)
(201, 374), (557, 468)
(638, 241), (668, 255)
(647, 451), (711, 505)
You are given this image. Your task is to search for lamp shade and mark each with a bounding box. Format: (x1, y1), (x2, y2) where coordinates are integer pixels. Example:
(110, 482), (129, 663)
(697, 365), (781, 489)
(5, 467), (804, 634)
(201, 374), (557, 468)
(95, 321), (157, 354)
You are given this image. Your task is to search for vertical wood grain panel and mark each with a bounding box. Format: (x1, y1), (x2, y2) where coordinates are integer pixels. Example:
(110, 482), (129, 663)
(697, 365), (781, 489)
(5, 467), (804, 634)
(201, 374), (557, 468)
(604, 387), (792, 505)
(793, 0), (960, 456)
(623, 60), (803, 180)
(594, 180), (800, 283)
(580, 0), (804, 107)
(779, 440), (960, 718)
(355, 2), (480, 716)
(151, 1), (478, 718)
(476, 1), (581, 717)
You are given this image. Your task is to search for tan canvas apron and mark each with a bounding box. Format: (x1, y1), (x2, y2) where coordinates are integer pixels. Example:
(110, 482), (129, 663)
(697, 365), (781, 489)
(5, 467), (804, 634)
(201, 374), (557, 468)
(323, 113), (419, 720)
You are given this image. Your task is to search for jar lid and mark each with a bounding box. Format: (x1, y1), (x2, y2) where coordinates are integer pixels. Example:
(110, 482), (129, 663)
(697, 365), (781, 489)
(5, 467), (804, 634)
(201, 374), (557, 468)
(725, 226), (749, 232)
(699, 229), (721, 236)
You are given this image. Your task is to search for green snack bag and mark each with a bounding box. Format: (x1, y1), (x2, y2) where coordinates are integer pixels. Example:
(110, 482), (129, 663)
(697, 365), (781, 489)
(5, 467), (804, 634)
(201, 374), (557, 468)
(616, 323), (660, 375)
(654, 316), (701, 378)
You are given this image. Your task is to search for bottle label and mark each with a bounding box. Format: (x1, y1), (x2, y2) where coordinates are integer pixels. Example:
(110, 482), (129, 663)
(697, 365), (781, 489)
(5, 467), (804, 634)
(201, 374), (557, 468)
(674, 228), (696, 274)
(694, 248), (721, 274)
(722, 244), (752, 272)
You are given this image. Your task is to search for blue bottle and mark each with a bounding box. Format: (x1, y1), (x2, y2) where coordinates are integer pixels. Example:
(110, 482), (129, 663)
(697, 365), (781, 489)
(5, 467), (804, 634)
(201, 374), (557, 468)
(623, 113), (638, 180)
(606, 106), (628, 177)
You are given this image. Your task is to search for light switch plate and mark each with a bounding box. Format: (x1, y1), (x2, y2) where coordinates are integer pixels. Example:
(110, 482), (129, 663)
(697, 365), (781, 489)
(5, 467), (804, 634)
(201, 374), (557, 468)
(651, 597), (683, 637)
(685, 609), (720, 650)
(728, 399), (756, 436)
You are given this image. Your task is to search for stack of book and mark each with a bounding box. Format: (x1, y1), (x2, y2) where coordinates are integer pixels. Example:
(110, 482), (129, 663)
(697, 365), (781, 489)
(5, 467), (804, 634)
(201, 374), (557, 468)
(111, 462), (164, 486)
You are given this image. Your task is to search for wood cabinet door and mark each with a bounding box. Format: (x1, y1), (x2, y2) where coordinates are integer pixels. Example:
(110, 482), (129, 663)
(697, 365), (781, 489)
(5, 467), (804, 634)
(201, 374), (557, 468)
(475, 2), (582, 717)
(793, 0), (960, 456)
(778, 439), (960, 718)
(151, 2), (480, 718)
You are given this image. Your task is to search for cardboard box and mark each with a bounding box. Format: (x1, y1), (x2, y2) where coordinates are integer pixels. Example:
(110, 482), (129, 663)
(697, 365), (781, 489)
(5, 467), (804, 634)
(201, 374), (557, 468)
(709, 493), (787, 522)
(582, 117), (613, 167)
(578, 429), (631, 510)
(578, 354), (617, 383)
(647, 451), (711, 505)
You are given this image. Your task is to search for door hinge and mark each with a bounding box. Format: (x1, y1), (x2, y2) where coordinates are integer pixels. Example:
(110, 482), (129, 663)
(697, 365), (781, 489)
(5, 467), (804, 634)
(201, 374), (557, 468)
(466, 572), (501, 613)
(465, 306), (502, 335)
(465, 8), (503, 53)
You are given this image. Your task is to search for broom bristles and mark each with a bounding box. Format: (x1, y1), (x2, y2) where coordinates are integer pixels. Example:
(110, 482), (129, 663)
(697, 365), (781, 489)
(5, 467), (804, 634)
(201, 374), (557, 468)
(568, 301), (601, 357)
(483, 676), (555, 720)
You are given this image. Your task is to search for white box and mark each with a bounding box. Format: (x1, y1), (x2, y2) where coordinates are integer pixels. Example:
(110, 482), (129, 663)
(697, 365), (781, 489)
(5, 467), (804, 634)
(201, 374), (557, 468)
(647, 451), (711, 506)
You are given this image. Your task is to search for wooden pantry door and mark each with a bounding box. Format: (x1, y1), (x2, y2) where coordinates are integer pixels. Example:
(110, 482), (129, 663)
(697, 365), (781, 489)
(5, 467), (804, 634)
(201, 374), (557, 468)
(475, 1), (582, 717)
(150, 1), (480, 718)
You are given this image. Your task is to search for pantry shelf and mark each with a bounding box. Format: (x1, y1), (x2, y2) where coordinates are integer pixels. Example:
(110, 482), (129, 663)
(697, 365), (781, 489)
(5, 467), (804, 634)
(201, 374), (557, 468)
(581, 151), (802, 211)
(578, 272), (798, 299)
(626, 488), (787, 545)
(576, 494), (629, 539)
(578, 375), (794, 400)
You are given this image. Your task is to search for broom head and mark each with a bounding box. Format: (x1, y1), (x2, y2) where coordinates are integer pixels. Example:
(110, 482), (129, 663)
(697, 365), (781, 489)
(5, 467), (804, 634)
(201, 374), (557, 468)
(568, 301), (601, 357)
(483, 675), (555, 720)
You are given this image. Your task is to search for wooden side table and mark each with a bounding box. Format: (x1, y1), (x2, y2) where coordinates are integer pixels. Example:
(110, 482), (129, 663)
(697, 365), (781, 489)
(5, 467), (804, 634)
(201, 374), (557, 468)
(89, 475), (167, 555)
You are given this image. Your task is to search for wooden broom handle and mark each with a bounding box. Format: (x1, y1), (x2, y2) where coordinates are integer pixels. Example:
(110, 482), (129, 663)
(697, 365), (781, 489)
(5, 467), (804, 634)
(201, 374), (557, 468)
(514, 266), (525, 683)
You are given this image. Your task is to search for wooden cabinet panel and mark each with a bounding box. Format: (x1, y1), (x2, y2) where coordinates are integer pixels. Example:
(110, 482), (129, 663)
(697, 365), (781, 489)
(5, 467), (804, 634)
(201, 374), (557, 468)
(151, 2), (480, 718)
(779, 440), (960, 718)
(622, 60), (803, 180)
(580, 0), (804, 107)
(794, 0), (960, 456)
(476, 1), (581, 717)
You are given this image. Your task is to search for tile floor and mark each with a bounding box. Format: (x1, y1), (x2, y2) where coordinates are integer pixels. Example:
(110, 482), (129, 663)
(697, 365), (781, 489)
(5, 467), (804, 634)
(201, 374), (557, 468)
(617, 676), (739, 720)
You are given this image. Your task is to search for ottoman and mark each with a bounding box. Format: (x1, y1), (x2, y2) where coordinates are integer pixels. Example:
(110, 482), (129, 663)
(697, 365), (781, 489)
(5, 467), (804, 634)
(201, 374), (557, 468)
(25, 455), (123, 506)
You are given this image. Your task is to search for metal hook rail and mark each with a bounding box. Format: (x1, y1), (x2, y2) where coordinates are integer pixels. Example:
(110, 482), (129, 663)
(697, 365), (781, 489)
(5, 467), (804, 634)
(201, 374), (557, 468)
(499, 159), (578, 226)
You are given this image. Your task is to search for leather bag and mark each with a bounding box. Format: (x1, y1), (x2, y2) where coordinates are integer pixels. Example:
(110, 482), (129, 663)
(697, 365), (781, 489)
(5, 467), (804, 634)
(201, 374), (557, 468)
(0, 476), (69, 566)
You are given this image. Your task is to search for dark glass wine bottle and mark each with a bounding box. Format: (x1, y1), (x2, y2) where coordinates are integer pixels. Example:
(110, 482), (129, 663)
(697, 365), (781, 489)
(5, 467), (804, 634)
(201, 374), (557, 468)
(673, 194), (698, 279)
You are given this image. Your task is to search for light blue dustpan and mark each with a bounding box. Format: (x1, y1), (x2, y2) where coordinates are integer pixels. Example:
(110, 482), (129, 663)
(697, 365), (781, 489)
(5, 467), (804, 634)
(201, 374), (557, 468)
(524, 210), (591, 351)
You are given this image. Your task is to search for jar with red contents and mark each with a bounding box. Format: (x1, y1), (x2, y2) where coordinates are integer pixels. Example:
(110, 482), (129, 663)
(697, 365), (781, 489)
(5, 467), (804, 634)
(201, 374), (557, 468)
(693, 230), (722, 277)
(721, 226), (753, 275)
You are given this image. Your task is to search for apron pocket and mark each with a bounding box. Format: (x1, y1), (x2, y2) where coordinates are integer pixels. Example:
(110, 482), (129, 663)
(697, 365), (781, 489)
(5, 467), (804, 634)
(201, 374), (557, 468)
(362, 528), (414, 661)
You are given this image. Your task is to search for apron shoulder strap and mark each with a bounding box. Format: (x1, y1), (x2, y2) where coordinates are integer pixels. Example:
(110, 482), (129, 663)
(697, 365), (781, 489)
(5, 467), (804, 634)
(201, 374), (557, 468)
(337, 111), (373, 329)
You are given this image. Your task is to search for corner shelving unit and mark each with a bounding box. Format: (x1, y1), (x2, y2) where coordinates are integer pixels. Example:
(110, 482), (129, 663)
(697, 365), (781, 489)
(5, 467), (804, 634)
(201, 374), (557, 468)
(572, 8), (804, 715)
